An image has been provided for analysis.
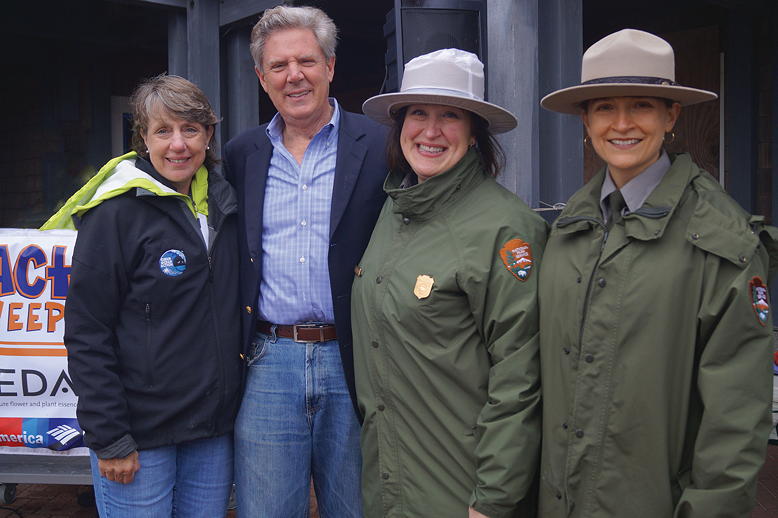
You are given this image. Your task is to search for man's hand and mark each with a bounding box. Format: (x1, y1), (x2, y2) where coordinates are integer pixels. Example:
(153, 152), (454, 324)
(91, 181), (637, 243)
(98, 451), (140, 484)
(468, 507), (490, 518)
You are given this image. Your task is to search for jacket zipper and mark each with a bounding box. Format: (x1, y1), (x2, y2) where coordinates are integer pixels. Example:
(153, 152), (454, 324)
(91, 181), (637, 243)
(206, 217), (225, 427)
(144, 303), (154, 387)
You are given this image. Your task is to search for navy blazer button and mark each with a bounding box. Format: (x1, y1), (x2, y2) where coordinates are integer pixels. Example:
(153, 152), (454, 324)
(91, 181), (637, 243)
(245, 306), (253, 314)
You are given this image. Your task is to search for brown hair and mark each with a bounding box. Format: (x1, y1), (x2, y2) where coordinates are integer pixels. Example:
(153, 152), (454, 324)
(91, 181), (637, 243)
(386, 106), (505, 178)
(130, 74), (219, 170)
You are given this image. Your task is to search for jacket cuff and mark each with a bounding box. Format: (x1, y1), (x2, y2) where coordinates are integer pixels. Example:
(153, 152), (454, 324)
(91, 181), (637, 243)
(469, 495), (514, 518)
(94, 433), (137, 459)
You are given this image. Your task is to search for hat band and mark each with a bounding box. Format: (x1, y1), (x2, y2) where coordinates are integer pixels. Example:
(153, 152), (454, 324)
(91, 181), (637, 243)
(401, 86), (483, 101)
(582, 75), (678, 86)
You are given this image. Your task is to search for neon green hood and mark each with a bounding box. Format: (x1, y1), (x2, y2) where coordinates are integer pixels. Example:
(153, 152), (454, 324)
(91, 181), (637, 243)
(41, 151), (208, 230)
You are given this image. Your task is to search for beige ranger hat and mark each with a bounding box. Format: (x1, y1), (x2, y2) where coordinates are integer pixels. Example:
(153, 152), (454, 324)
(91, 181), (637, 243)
(541, 28), (717, 115)
(362, 48), (518, 134)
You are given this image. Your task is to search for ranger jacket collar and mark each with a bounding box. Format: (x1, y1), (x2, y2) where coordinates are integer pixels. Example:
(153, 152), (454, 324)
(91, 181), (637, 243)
(555, 153), (699, 241)
(384, 148), (485, 220)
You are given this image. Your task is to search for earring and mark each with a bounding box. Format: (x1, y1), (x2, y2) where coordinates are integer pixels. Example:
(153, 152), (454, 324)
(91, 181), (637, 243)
(664, 132), (676, 144)
(206, 145), (210, 150)
(583, 135), (591, 146)
(145, 149), (149, 154)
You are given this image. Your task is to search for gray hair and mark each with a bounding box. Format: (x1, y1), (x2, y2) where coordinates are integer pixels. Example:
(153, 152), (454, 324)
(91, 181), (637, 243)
(250, 5), (338, 70)
(130, 74), (219, 170)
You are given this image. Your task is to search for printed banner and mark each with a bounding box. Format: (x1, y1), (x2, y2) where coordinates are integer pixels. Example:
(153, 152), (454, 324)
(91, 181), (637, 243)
(0, 228), (87, 455)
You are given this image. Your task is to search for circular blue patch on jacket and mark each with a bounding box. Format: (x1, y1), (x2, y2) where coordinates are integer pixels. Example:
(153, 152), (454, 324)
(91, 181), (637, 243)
(159, 249), (187, 276)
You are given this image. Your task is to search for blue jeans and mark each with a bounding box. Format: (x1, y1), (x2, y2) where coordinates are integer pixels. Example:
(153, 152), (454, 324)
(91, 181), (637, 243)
(89, 434), (233, 517)
(235, 331), (362, 518)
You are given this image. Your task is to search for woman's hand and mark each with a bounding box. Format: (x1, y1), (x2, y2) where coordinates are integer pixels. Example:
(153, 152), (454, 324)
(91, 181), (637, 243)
(468, 507), (490, 518)
(98, 451), (140, 484)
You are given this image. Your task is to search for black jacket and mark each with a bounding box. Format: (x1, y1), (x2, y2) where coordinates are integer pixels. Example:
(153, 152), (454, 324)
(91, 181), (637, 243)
(223, 110), (388, 416)
(64, 158), (242, 458)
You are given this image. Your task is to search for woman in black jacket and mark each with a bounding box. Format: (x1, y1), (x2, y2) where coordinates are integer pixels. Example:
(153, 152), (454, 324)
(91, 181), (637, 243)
(53, 75), (241, 517)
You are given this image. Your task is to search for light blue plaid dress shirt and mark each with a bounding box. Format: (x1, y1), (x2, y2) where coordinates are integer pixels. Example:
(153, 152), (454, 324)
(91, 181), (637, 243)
(258, 99), (340, 324)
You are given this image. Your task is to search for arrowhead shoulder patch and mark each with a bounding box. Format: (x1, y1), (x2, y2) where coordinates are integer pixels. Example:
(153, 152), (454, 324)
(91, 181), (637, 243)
(749, 276), (770, 326)
(500, 238), (533, 282)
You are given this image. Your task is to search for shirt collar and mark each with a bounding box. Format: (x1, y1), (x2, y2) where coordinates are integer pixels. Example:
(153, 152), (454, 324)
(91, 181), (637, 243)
(398, 172), (418, 189)
(266, 98), (340, 145)
(600, 151), (671, 216)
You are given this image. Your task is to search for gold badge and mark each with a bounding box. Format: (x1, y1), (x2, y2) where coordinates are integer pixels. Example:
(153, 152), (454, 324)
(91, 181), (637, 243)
(414, 274), (434, 299)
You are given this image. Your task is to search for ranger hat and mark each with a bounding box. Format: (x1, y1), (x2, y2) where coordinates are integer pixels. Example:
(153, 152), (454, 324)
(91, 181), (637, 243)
(363, 48), (518, 133)
(541, 28), (717, 115)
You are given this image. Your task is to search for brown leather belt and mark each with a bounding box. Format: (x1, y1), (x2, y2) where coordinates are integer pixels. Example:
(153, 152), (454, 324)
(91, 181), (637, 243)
(256, 321), (337, 343)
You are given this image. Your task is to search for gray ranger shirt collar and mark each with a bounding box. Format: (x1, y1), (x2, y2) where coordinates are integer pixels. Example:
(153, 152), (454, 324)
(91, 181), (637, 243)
(600, 151), (671, 223)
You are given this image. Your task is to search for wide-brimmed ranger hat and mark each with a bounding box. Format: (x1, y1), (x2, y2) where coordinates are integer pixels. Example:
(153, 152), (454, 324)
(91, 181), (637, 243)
(541, 29), (717, 115)
(363, 48), (518, 134)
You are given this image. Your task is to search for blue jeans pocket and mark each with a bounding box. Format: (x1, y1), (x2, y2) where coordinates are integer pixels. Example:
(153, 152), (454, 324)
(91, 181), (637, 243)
(246, 335), (270, 367)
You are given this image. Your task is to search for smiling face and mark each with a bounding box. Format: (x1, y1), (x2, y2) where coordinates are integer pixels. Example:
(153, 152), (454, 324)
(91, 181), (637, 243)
(583, 96), (681, 186)
(400, 104), (474, 182)
(256, 27), (335, 131)
(142, 105), (213, 194)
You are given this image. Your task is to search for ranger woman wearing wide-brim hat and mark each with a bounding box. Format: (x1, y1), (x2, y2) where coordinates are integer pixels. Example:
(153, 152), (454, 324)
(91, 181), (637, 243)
(537, 28), (777, 518)
(355, 48), (546, 518)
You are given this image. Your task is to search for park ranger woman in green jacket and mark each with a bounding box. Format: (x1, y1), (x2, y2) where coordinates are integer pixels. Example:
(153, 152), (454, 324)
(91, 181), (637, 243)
(355, 49), (546, 518)
(538, 29), (777, 518)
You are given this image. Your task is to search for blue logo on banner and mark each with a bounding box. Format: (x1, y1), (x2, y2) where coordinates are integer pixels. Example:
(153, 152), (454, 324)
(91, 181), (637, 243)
(159, 250), (187, 277)
(21, 418), (84, 450)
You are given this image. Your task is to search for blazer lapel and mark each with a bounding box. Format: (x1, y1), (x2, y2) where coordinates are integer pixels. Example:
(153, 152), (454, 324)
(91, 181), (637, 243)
(330, 111), (368, 238)
(244, 138), (273, 258)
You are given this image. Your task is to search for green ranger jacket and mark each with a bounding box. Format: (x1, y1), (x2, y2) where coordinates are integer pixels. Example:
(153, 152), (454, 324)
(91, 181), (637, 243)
(352, 150), (547, 518)
(538, 153), (777, 518)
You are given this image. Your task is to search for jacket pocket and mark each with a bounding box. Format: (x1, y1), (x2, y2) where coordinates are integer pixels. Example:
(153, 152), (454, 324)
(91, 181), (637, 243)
(245, 335), (270, 367)
(464, 423), (482, 440)
(462, 423), (482, 468)
(143, 303), (155, 387)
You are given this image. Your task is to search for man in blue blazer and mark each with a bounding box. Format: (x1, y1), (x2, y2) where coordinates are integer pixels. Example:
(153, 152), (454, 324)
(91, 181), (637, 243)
(222, 5), (387, 517)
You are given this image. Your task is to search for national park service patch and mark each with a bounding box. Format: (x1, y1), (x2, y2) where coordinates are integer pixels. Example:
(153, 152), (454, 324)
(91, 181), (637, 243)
(749, 276), (770, 326)
(500, 238), (533, 282)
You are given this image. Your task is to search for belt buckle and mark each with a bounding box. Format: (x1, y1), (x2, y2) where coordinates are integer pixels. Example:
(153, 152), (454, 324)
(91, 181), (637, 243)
(293, 323), (322, 343)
